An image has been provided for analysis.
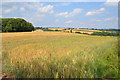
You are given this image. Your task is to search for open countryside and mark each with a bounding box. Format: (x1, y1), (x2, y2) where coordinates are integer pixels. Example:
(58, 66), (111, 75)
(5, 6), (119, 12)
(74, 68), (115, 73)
(1, 2), (119, 79)
(2, 28), (118, 78)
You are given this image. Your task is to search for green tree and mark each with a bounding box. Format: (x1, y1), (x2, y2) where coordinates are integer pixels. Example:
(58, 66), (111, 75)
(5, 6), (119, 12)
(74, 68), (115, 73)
(1, 18), (35, 32)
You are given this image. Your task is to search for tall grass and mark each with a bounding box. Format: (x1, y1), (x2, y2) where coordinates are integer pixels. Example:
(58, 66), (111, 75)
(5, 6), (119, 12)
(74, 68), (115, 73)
(2, 32), (118, 78)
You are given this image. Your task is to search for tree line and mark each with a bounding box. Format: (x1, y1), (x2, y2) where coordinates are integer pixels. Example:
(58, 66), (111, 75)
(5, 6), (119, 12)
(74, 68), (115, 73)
(91, 31), (119, 36)
(0, 18), (35, 32)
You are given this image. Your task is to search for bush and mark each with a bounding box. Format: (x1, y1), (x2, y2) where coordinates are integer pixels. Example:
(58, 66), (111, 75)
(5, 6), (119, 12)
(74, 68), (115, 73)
(75, 32), (81, 34)
(1, 18), (35, 32)
(54, 29), (58, 31)
(91, 31), (119, 36)
(82, 33), (89, 35)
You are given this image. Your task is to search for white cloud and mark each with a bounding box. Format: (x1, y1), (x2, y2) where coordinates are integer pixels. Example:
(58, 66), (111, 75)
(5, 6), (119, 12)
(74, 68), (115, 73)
(18, 3), (43, 10)
(106, 0), (119, 2)
(57, 12), (68, 16)
(20, 7), (25, 11)
(104, 2), (118, 6)
(38, 5), (54, 14)
(59, 3), (70, 6)
(3, 0), (39, 2)
(3, 0), (118, 2)
(3, 6), (17, 14)
(30, 14), (45, 21)
(2, 2), (55, 27)
(57, 8), (83, 18)
(3, 9), (11, 14)
(86, 8), (105, 16)
(65, 20), (73, 24)
(99, 8), (105, 11)
(104, 0), (119, 6)
(104, 18), (113, 21)
(55, 19), (60, 22)
(27, 4), (55, 26)
(92, 17), (118, 22)
(21, 4), (54, 24)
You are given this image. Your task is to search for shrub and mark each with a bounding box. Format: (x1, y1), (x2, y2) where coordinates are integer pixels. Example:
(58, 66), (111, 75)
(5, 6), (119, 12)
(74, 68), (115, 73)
(82, 33), (89, 35)
(91, 31), (119, 36)
(54, 29), (59, 31)
(75, 32), (81, 34)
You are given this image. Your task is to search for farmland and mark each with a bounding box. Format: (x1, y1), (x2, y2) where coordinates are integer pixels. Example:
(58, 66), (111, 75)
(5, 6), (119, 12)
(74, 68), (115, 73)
(48, 28), (106, 34)
(1, 30), (118, 78)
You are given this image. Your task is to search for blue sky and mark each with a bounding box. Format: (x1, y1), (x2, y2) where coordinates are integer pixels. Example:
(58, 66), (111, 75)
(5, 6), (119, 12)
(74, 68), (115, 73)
(1, 2), (118, 29)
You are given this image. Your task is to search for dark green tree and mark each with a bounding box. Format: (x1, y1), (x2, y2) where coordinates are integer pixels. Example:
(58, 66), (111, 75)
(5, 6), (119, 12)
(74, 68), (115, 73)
(1, 18), (35, 32)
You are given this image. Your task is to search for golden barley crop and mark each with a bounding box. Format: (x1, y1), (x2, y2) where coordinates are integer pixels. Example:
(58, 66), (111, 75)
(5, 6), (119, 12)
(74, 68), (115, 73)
(1, 31), (118, 78)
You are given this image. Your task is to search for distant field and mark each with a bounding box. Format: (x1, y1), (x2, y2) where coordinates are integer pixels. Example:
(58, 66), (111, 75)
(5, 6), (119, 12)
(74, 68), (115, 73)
(2, 31), (118, 78)
(48, 28), (110, 34)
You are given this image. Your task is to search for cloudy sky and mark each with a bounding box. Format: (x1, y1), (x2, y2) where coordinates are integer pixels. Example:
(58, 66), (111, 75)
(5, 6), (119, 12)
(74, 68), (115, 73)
(1, 1), (118, 29)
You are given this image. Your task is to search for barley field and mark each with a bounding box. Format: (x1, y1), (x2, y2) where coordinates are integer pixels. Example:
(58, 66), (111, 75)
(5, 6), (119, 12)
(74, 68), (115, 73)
(1, 31), (118, 78)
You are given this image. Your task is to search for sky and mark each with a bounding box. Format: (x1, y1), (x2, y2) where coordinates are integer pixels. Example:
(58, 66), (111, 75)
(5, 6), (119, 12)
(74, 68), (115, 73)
(1, 1), (119, 29)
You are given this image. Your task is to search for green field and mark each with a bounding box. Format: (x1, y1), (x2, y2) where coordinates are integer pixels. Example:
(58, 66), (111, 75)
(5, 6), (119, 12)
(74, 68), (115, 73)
(2, 31), (118, 78)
